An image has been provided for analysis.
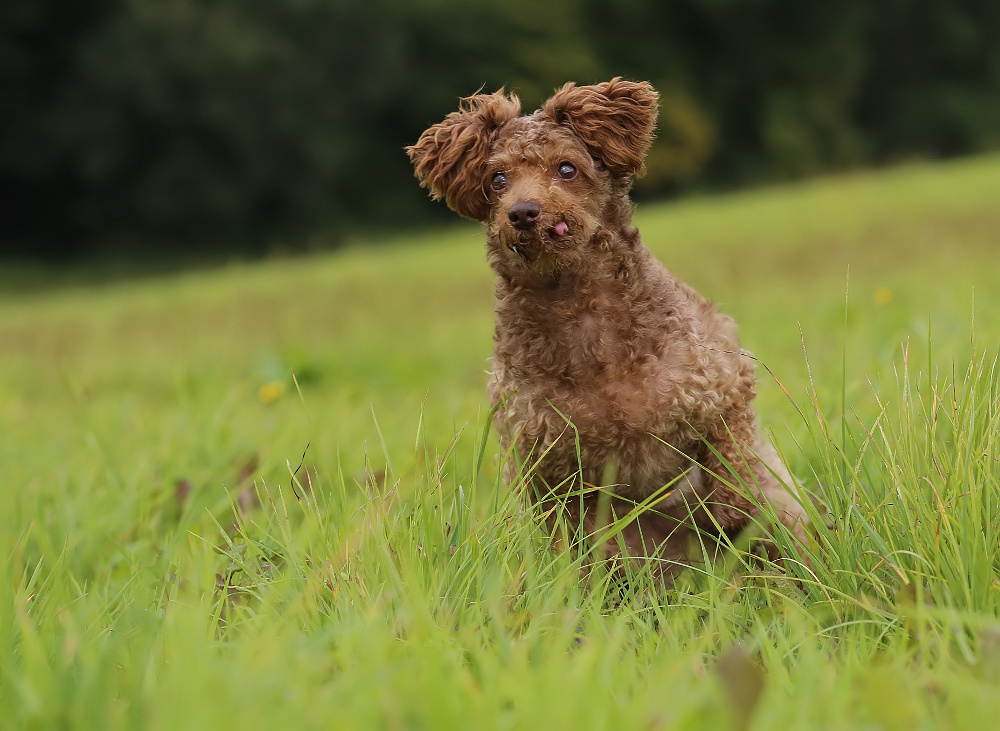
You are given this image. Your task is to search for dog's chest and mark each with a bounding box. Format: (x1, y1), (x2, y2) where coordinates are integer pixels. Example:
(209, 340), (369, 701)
(540, 356), (676, 436)
(494, 361), (695, 497)
(495, 310), (687, 434)
(545, 292), (637, 372)
(490, 288), (705, 496)
(496, 288), (679, 415)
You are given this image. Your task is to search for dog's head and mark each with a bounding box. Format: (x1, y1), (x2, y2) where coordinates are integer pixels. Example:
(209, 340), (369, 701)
(407, 79), (658, 279)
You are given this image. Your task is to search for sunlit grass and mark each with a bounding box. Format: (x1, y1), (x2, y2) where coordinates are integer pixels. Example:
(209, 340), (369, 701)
(2, 154), (1000, 728)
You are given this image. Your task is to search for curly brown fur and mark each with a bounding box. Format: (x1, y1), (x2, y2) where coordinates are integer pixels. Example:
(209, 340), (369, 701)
(409, 78), (809, 579)
(408, 91), (522, 220)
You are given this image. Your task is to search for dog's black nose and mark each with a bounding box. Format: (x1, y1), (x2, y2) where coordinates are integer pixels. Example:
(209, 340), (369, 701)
(508, 201), (541, 230)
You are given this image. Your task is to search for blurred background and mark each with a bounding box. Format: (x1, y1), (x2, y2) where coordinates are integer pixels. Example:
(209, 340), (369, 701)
(3, 0), (999, 261)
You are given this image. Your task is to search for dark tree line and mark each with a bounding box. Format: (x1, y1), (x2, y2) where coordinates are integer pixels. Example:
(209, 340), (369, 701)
(2, 0), (999, 258)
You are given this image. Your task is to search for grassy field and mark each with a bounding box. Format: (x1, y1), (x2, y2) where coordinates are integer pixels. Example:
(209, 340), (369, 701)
(2, 154), (1000, 729)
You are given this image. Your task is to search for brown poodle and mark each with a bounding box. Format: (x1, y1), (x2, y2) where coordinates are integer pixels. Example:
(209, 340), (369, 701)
(408, 78), (809, 578)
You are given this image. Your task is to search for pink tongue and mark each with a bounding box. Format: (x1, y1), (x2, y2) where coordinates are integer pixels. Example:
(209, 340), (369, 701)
(554, 221), (569, 236)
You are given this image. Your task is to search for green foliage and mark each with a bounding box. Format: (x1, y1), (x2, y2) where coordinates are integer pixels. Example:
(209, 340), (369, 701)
(2, 156), (1000, 727)
(3, 1), (1000, 256)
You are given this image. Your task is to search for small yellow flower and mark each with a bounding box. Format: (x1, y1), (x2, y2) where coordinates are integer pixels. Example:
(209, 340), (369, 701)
(258, 379), (287, 404)
(874, 287), (892, 305)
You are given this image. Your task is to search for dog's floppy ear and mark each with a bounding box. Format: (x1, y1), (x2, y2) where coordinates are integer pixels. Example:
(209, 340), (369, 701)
(407, 91), (521, 221)
(542, 77), (658, 178)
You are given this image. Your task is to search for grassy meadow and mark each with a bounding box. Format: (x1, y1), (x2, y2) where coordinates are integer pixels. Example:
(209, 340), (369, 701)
(2, 154), (1000, 729)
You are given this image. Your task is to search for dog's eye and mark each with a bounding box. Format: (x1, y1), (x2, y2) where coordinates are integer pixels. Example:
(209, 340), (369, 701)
(556, 162), (577, 180)
(491, 172), (508, 192)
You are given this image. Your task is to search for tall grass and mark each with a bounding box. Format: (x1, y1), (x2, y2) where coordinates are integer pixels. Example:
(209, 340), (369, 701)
(2, 155), (1000, 728)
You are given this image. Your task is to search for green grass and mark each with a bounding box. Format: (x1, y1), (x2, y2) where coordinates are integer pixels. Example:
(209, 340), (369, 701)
(2, 154), (1000, 729)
